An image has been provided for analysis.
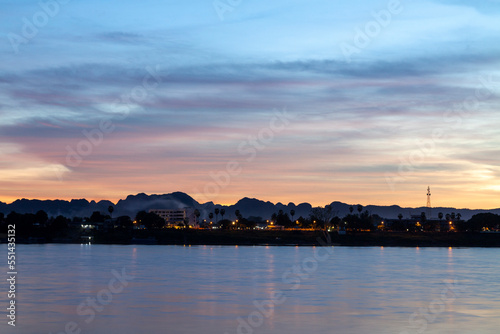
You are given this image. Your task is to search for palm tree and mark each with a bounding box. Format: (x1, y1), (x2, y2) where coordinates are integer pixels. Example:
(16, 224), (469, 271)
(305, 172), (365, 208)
(357, 204), (363, 215)
(214, 208), (220, 223)
(398, 213), (403, 221)
(290, 209), (295, 222)
(438, 212), (443, 221)
(108, 205), (114, 219)
(451, 212), (456, 221)
(349, 206), (354, 214)
(445, 213), (451, 222)
(220, 208), (225, 221)
(194, 209), (200, 225)
(209, 212), (214, 223)
(456, 213), (462, 221)
(235, 209), (241, 220)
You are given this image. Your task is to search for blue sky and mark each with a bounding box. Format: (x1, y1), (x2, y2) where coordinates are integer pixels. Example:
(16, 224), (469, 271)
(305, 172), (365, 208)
(1, 0), (500, 209)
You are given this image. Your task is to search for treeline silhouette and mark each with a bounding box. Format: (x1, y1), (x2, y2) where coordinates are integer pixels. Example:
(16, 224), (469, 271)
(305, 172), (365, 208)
(1, 206), (499, 243)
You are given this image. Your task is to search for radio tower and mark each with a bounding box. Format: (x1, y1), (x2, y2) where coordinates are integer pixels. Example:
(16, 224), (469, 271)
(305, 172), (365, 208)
(426, 186), (431, 218)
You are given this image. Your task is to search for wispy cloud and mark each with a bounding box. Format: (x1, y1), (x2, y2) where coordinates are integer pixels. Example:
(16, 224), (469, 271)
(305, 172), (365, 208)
(0, 0), (499, 208)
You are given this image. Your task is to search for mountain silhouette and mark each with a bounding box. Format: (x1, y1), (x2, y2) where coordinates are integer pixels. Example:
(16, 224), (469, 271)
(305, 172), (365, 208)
(0, 192), (498, 221)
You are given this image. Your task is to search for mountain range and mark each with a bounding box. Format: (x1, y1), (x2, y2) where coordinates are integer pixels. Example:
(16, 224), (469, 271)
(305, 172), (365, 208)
(1, 192), (498, 221)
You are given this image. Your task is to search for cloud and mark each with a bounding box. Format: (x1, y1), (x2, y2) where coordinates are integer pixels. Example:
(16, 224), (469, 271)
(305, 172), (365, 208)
(431, 0), (500, 14)
(1, 0), (500, 208)
(453, 150), (500, 166)
(94, 32), (147, 44)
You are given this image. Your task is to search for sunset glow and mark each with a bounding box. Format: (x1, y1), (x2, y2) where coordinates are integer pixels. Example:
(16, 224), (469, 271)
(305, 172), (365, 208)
(1, 0), (500, 209)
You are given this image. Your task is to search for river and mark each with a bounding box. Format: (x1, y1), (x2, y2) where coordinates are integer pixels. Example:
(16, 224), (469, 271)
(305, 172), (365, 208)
(0, 244), (498, 333)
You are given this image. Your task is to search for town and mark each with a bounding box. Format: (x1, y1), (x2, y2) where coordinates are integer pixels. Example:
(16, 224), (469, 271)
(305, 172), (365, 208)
(1, 202), (499, 247)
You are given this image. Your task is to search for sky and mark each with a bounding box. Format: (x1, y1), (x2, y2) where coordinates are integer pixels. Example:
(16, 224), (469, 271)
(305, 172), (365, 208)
(1, 0), (500, 209)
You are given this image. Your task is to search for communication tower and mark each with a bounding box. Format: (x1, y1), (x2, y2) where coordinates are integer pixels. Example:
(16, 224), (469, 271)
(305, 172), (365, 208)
(426, 186), (431, 218)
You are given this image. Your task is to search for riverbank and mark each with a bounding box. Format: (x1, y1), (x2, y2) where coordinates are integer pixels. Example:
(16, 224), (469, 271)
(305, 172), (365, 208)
(2, 230), (500, 247)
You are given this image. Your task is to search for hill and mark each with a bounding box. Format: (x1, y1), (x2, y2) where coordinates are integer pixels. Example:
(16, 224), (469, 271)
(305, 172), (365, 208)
(0, 192), (499, 221)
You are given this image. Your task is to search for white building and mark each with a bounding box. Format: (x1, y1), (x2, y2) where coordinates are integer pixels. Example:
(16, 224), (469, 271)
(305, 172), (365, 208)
(149, 208), (197, 227)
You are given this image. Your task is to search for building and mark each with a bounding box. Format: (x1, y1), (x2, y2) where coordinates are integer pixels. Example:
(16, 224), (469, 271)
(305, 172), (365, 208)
(385, 216), (454, 232)
(149, 208), (197, 227)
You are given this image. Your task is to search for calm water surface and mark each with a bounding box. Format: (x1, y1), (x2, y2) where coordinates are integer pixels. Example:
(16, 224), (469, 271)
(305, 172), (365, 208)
(0, 244), (499, 334)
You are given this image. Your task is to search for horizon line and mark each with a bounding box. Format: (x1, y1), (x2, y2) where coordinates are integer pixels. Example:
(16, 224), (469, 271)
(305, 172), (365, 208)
(1, 192), (499, 211)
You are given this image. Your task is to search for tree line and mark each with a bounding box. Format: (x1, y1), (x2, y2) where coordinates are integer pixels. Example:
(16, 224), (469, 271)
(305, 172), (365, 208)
(1, 205), (499, 239)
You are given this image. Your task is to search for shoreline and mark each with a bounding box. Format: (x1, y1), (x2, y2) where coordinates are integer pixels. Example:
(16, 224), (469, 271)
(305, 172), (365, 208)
(2, 230), (500, 247)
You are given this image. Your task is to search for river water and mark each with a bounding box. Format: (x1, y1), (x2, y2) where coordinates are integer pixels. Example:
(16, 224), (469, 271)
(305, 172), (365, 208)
(0, 244), (498, 333)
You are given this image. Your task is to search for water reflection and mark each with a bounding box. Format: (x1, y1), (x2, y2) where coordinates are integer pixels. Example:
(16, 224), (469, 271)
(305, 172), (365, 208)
(0, 245), (498, 334)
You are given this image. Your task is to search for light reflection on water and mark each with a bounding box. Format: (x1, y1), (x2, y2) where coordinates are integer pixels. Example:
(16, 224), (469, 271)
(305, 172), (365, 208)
(0, 245), (499, 334)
